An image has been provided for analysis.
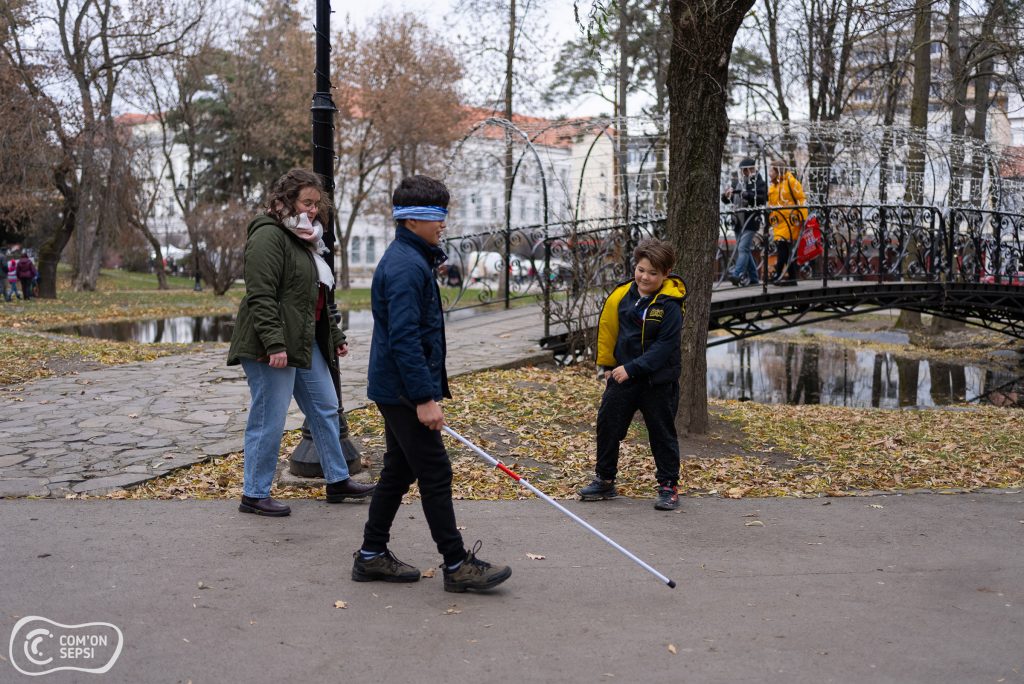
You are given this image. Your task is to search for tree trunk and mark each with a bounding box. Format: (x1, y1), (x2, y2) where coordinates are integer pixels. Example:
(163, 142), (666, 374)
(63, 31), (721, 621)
(904, 0), (930, 206)
(896, 0), (931, 330)
(36, 170), (78, 299)
(947, 0), (967, 206)
(133, 220), (169, 290)
(501, 0), (516, 303)
(616, 0), (629, 219)
(968, 57), (993, 208)
(668, 0), (754, 436)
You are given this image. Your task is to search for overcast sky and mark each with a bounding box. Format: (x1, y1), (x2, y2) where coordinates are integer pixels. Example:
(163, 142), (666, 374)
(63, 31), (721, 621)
(335, 0), (611, 118)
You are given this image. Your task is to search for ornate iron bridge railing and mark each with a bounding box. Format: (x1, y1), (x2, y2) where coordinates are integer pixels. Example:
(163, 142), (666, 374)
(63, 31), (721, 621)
(436, 203), (1024, 348)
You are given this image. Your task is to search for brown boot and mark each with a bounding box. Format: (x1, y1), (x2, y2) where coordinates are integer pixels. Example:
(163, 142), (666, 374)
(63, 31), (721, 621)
(325, 478), (376, 503)
(238, 496), (291, 517)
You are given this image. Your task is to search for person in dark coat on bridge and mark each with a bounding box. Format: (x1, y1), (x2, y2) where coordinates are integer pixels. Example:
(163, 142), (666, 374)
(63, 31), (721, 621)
(722, 157), (767, 286)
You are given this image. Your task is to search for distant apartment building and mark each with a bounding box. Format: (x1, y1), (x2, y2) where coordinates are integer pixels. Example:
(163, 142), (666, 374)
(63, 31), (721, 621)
(122, 107), (662, 280)
(117, 113), (192, 258)
(340, 109), (659, 280)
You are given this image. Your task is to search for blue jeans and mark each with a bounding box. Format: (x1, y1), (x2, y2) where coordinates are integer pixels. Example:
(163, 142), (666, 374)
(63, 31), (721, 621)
(240, 351), (349, 499)
(731, 230), (759, 284)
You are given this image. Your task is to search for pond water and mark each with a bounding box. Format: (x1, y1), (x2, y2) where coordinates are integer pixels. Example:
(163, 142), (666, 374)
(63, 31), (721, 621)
(47, 307), (486, 344)
(708, 331), (1024, 409)
(51, 314), (1023, 409)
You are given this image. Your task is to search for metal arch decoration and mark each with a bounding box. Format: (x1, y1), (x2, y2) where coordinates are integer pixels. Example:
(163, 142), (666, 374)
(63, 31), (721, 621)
(439, 116), (554, 313)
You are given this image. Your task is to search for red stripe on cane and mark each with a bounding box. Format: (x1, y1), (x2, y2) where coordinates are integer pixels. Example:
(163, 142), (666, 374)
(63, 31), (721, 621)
(496, 463), (521, 481)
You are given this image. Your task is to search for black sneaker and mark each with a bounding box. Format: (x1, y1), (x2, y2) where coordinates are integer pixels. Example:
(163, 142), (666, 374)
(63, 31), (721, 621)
(442, 541), (512, 593)
(579, 478), (617, 501)
(654, 484), (679, 511)
(351, 549), (421, 583)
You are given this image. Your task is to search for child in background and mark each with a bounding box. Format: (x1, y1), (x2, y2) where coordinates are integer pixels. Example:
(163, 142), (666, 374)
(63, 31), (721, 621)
(579, 238), (687, 511)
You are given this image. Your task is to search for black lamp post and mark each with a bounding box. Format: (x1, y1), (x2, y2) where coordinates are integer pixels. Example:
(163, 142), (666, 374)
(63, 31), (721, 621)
(288, 0), (363, 477)
(175, 182), (203, 292)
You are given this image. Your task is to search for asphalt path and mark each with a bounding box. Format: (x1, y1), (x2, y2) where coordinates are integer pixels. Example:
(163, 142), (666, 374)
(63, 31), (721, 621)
(2, 492), (1022, 683)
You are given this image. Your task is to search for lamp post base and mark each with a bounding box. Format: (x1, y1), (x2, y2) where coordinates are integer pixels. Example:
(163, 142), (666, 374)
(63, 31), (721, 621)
(288, 414), (363, 477)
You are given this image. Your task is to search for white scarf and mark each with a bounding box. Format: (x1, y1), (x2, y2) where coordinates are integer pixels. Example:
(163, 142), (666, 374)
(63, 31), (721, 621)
(283, 214), (335, 289)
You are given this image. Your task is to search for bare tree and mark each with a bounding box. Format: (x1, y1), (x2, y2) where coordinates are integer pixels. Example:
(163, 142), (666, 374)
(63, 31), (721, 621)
(333, 13), (463, 288)
(191, 199), (248, 295)
(0, 22), (59, 245)
(0, 0), (203, 296)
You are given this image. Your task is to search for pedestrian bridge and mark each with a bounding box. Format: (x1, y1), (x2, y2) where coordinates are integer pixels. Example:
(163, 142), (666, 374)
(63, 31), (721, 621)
(435, 204), (1024, 352)
(704, 279), (1024, 345)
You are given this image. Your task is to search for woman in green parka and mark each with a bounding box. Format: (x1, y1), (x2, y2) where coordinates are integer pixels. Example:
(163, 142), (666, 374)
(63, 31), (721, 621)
(227, 169), (375, 517)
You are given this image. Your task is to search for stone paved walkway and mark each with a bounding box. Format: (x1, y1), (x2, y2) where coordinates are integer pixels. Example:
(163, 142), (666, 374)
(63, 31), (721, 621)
(0, 305), (549, 497)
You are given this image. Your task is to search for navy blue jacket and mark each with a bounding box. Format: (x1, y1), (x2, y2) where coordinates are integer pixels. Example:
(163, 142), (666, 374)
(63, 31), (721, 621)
(367, 226), (451, 405)
(597, 277), (685, 385)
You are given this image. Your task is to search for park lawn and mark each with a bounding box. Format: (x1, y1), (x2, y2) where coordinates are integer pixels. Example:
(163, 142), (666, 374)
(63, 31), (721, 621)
(0, 332), (191, 386)
(116, 365), (1024, 502)
(0, 266), (372, 386)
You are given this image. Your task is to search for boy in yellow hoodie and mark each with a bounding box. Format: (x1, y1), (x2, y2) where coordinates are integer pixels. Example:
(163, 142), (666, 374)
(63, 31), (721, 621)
(579, 238), (687, 510)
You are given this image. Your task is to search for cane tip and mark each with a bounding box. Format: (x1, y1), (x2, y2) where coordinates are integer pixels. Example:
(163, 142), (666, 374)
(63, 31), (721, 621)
(667, 580), (676, 589)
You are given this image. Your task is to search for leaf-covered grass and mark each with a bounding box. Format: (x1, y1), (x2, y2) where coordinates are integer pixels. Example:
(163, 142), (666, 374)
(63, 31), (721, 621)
(0, 332), (190, 386)
(0, 266), (373, 385)
(109, 365), (1024, 502)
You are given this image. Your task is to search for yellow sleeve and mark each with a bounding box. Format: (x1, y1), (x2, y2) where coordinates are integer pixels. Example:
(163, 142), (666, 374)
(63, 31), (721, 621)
(596, 285), (626, 367)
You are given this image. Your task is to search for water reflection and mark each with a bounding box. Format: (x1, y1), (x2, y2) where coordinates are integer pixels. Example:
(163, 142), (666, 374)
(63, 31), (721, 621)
(48, 307), (502, 345)
(709, 338), (1023, 409)
(51, 316), (236, 344)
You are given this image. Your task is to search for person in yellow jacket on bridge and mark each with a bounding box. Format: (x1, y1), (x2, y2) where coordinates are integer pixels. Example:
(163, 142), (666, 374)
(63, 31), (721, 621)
(768, 160), (808, 285)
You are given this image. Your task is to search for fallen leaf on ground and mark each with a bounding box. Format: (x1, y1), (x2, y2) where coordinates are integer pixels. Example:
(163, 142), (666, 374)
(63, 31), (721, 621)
(667, 644), (678, 655)
(444, 605), (462, 615)
(422, 568), (436, 578)
(334, 600), (347, 609)
(526, 553), (546, 560)
(744, 520), (764, 527)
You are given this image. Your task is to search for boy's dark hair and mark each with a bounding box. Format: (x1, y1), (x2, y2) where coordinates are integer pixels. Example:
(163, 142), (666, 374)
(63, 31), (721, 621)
(392, 175), (450, 209)
(633, 238), (676, 274)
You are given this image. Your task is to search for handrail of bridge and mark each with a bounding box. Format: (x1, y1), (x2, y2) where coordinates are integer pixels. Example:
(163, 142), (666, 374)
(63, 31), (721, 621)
(435, 203), (1024, 344)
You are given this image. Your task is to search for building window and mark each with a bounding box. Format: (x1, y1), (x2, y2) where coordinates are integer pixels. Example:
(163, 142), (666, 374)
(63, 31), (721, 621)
(490, 196), (499, 220)
(351, 237), (361, 264)
(366, 237), (376, 263)
(474, 195), (482, 219)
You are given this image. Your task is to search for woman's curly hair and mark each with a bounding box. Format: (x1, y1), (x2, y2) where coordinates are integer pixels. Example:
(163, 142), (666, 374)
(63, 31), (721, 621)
(263, 168), (332, 221)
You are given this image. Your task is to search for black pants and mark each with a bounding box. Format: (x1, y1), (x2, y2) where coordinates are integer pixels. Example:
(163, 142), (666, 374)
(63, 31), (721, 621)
(362, 403), (465, 566)
(595, 379), (680, 486)
(773, 240), (797, 281)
